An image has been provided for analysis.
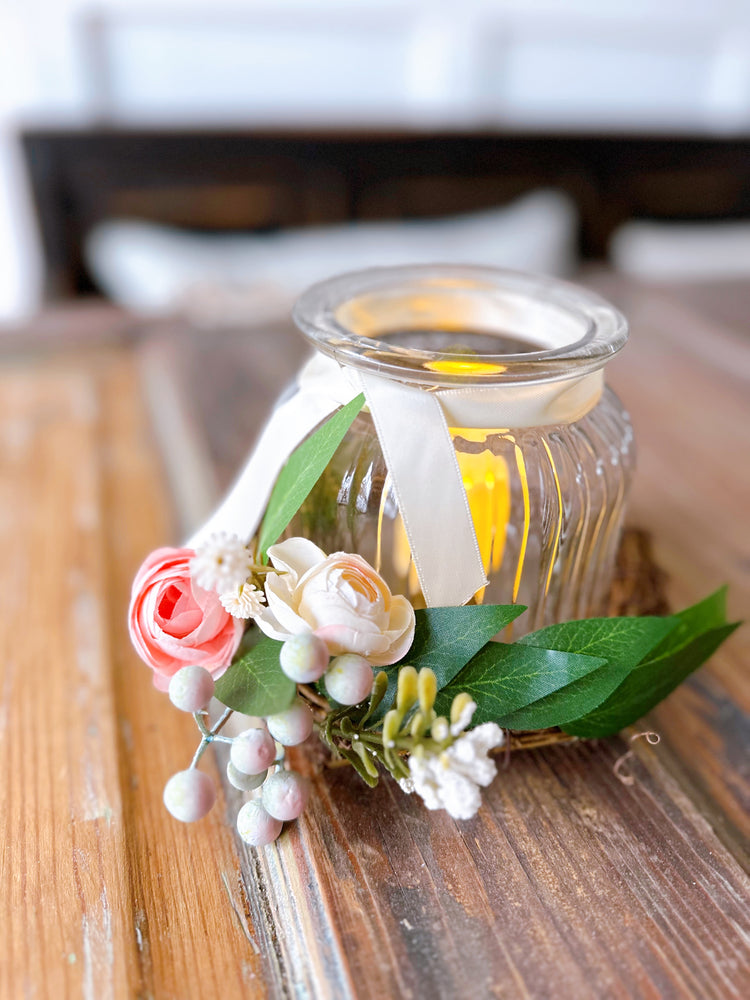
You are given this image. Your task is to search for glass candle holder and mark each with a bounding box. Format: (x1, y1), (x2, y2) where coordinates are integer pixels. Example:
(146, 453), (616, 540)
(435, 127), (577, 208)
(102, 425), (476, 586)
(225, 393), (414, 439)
(288, 266), (634, 630)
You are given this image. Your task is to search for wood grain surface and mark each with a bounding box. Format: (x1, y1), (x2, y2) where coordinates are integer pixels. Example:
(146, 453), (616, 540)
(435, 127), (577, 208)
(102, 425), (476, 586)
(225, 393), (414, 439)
(0, 349), (264, 998)
(1, 275), (748, 999)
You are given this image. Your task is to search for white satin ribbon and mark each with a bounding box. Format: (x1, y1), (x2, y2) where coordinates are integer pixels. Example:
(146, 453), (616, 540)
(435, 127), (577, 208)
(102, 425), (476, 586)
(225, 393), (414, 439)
(186, 387), (341, 551)
(357, 371), (487, 607)
(188, 354), (603, 607)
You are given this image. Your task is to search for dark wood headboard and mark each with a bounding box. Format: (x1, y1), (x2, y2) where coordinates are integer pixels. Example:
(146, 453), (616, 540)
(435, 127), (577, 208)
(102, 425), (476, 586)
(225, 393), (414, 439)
(21, 125), (750, 299)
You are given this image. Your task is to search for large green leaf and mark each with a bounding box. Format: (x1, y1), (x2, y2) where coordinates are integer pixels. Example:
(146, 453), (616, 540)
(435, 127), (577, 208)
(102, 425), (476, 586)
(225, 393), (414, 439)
(434, 643), (607, 724)
(399, 604), (526, 686)
(214, 636), (296, 716)
(642, 587), (728, 660)
(564, 624), (738, 738)
(494, 615), (677, 729)
(257, 393), (365, 558)
(367, 604), (526, 725)
(564, 589), (738, 737)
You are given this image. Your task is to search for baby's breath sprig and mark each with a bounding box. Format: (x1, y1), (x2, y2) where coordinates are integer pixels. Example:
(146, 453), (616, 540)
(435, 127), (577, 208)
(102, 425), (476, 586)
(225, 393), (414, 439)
(317, 665), (505, 818)
(189, 531), (298, 623)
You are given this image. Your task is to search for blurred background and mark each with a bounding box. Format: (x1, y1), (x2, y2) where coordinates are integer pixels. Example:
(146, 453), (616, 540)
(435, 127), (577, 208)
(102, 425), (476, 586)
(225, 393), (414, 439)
(2, 0), (750, 325)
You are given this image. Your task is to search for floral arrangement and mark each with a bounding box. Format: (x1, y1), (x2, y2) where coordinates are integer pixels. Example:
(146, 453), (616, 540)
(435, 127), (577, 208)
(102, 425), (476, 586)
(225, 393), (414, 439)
(129, 398), (737, 846)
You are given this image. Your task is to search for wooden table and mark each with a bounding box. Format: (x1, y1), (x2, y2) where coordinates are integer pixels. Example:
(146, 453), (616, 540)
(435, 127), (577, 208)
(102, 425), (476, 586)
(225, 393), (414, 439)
(1, 276), (748, 999)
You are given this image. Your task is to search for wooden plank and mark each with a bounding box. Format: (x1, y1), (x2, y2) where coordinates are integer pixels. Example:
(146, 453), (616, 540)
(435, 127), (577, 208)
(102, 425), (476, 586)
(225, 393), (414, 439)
(594, 277), (750, 865)
(0, 348), (264, 998)
(1, 356), (136, 998)
(225, 737), (749, 999)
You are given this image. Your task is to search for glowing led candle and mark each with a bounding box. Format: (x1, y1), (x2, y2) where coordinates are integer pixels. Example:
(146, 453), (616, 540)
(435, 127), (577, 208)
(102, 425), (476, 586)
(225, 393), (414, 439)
(289, 266), (634, 630)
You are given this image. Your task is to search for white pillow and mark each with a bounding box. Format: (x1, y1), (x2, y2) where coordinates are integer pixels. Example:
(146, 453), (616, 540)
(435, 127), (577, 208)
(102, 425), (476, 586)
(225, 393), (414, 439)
(611, 219), (750, 281)
(86, 189), (578, 325)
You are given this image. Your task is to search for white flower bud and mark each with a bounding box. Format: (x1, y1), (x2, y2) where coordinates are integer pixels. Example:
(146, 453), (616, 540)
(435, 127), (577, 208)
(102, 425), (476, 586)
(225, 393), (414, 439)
(431, 717), (449, 742)
(261, 770), (311, 821)
(237, 799), (282, 847)
(168, 665), (215, 713)
(191, 532), (252, 592)
(325, 654), (374, 706)
(406, 721), (504, 821)
(230, 727), (277, 775)
(279, 634), (330, 683)
(220, 582), (265, 619)
(163, 769), (216, 822)
(226, 761), (267, 791)
(265, 699), (314, 746)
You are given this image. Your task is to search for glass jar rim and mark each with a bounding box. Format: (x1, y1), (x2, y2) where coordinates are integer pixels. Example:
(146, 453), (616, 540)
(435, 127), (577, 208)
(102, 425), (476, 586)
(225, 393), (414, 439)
(293, 265), (628, 386)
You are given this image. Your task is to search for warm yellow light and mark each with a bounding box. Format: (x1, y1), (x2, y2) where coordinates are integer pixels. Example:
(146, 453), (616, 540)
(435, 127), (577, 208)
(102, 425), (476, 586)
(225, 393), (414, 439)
(510, 439), (529, 604)
(387, 428), (511, 605)
(424, 359), (507, 376)
(452, 430), (511, 603)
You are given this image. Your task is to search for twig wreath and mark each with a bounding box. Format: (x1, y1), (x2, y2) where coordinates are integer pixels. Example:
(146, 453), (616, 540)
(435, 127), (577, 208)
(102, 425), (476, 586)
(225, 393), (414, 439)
(129, 396), (737, 845)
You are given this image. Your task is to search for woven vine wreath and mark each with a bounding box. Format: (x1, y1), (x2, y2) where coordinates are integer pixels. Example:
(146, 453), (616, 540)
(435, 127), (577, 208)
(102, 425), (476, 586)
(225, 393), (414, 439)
(128, 401), (737, 845)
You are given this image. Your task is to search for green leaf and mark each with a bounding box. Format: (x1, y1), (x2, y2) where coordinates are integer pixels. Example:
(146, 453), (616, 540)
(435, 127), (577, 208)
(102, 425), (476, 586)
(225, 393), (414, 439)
(645, 586), (728, 660)
(564, 624), (738, 738)
(495, 615), (677, 729)
(434, 643), (607, 725)
(367, 604), (526, 725)
(214, 636), (296, 716)
(257, 393), (365, 558)
(564, 589), (738, 737)
(400, 604), (526, 685)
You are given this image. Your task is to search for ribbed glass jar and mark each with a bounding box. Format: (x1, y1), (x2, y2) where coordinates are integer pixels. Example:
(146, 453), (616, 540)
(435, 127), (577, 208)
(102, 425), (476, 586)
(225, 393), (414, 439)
(288, 266), (635, 630)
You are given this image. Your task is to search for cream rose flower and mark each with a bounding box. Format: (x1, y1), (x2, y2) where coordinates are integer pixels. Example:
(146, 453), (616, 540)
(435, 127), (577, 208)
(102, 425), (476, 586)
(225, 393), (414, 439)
(253, 538), (415, 667)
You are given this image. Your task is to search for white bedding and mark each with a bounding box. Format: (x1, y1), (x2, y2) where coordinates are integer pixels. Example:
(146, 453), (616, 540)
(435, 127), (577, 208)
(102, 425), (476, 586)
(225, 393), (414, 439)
(85, 189), (578, 326)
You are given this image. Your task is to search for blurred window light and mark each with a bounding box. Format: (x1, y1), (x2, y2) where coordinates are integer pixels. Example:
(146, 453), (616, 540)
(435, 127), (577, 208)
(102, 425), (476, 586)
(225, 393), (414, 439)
(72, 2), (750, 132)
(81, 6), (426, 124)
(704, 33), (750, 130)
(485, 30), (721, 129)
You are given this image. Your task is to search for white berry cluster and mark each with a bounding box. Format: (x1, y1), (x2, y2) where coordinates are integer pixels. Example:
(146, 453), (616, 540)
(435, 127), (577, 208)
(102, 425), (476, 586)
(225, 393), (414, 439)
(229, 718), (311, 847)
(162, 664), (313, 847)
(160, 631), (378, 847)
(163, 665), (221, 823)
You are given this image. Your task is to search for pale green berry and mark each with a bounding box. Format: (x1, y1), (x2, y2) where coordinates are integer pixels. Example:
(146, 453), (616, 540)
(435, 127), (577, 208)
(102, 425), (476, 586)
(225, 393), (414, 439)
(168, 665), (215, 713)
(230, 727), (276, 775)
(325, 654), (374, 705)
(279, 634), (329, 683)
(261, 770), (310, 822)
(236, 799), (282, 847)
(265, 699), (314, 746)
(226, 761), (267, 791)
(163, 769), (216, 822)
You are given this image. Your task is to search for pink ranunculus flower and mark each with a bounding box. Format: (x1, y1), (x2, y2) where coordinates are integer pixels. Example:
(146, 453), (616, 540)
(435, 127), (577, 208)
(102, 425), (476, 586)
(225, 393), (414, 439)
(128, 547), (244, 691)
(253, 538), (415, 667)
